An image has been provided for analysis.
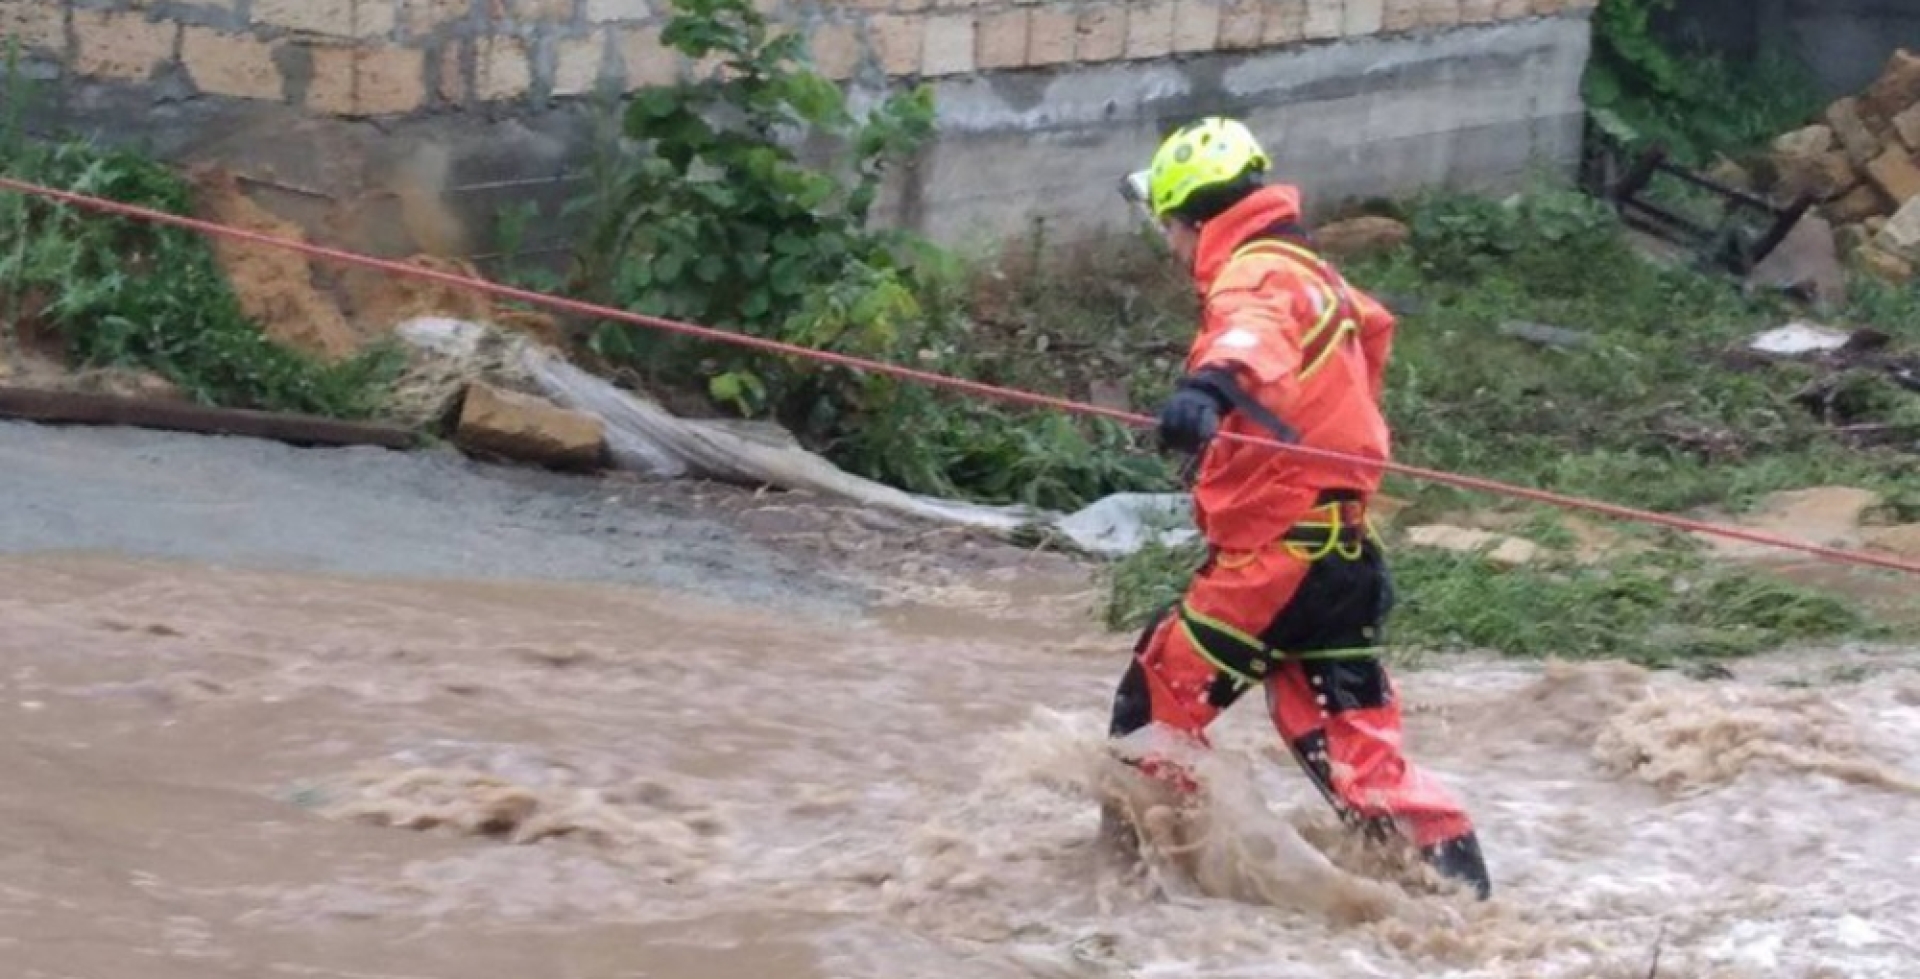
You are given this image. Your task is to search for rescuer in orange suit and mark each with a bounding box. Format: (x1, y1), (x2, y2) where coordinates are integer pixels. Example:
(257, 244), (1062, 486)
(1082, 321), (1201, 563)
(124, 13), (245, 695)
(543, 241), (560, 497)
(1105, 117), (1491, 900)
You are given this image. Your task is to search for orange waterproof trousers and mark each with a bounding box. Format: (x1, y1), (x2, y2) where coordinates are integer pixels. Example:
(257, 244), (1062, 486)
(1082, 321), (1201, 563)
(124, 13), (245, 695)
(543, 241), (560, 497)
(1108, 525), (1475, 850)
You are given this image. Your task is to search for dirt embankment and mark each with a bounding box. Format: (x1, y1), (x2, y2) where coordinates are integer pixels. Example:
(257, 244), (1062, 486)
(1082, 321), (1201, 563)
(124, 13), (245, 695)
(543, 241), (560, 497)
(186, 166), (571, 364)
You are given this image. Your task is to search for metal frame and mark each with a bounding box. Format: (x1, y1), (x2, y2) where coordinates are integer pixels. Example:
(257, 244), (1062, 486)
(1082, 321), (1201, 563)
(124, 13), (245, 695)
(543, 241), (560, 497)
(1603, 142), (1815, 276)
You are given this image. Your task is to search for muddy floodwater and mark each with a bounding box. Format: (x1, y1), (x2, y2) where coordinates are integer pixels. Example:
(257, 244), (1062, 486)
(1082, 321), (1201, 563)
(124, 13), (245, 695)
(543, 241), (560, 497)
(7, 551), (1920, 979)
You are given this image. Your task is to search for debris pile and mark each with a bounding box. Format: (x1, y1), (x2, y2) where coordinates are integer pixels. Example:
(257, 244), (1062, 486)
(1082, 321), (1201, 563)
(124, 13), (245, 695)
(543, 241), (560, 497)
(1742, 322), (1920, 449)
(1746, 49), (1920, 282)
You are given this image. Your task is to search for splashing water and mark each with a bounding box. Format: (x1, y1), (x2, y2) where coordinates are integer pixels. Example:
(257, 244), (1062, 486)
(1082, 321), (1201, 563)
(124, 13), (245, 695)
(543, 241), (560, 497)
(4, 555), (1920, 978)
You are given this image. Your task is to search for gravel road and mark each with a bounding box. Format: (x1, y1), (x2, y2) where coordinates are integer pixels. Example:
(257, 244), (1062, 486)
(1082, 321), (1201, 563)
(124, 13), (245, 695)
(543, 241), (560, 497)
(0, 420), (864, 615)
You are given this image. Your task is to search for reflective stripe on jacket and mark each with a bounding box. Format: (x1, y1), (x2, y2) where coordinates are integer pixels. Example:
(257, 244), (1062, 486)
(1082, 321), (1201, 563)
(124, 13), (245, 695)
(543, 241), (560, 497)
(1184, 185), (1398, 551)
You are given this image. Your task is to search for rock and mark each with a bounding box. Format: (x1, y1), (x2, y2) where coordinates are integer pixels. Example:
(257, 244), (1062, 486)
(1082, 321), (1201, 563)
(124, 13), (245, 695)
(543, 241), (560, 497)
(454, 381), (607, 470)
(1866, 524), (1920, 561)
(1863, 48), (1920, 122)
(1705, 156), (1754, 191)
(1840, 327), (1895, 354)
(1824, 183), (1891, 224)
(1367, 493), (1410, 528)
(1557, 516), (1648, 565)
(1771, 150), (1859, 203)
(1745, 214), (1845, 307)
(1857, 245), (1916, 284)
(1895, 104), (1920, 152)
(1838, 222), (1875, 256)
(1772, 125), (1835, 158)
(1875, 196), (1920, 258)
(1313, 217), (1411, 259)
(1698, 486), (1882, 561)
(1827, 97), (1885, 167)
(1865, 147), (1920, 207)
(1404, 525), (1540, 567)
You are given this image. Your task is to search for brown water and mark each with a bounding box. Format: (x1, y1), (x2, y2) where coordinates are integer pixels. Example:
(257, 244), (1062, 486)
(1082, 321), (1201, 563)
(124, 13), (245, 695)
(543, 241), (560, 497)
(7, 554), (1920, 979)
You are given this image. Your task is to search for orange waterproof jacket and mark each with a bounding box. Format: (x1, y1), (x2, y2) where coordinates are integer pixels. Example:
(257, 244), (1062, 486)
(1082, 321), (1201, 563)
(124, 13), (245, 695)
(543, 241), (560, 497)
(1182, 184), (1397, 551)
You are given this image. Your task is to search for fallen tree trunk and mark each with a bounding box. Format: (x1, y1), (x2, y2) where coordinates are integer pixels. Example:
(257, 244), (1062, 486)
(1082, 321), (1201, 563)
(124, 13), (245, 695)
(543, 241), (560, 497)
(0, 387), (417, 450)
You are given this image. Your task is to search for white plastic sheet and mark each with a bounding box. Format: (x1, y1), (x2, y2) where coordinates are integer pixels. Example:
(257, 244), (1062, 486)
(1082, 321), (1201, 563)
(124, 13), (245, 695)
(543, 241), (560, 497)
(1748, 321), (1852, 356)
(398, 318), (1195, 557)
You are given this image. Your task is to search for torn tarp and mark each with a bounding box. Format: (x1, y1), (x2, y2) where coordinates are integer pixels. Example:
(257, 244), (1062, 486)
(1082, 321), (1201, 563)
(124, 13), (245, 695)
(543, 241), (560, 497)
(398, 318), (1196, 558)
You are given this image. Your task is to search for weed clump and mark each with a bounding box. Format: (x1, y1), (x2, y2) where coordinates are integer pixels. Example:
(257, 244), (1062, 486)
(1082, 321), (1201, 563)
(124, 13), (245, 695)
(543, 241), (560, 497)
(1584, 0), (1824, 166)
(1101, 536), (1875, 667)
(562, 0), (1174, 512)
(0, 52), (397, 417)
(1092, 182), (1918, 664)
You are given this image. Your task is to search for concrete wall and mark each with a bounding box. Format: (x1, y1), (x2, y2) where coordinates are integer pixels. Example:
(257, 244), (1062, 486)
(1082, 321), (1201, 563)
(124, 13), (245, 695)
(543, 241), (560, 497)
(1787, 0), (1920, 98)
(0, 0), (1597, 256)
(1663, 0), (1920, 99)
(911, 17), (1591, 245)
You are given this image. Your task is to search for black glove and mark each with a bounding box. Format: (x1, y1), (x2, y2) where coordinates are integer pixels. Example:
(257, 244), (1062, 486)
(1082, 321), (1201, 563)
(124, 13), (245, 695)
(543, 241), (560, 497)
(1157, 369), (1234, 454)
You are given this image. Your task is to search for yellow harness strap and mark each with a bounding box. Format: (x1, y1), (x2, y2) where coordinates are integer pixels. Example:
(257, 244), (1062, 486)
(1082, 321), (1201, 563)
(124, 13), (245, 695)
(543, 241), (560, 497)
(1215, 238), (1362, 381)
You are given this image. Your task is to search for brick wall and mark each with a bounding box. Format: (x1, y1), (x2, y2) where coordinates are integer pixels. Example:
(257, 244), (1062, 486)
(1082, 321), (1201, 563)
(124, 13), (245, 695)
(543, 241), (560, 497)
(4, 0), (1594, 118)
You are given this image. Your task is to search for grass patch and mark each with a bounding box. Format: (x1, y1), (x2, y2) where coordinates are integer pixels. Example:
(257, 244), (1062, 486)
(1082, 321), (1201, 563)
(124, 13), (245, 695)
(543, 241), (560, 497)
(986, 188), (1920, 527)
(1101, 537), (1882, 668)
(0, 51), (397, 418)
(556, 0), (1179, 512)
(1384, 549), (1874, 665)
(1584, 0), (1825, 167)
(1307, 189), (1918, 520)
(1046, 185), (1920, 664)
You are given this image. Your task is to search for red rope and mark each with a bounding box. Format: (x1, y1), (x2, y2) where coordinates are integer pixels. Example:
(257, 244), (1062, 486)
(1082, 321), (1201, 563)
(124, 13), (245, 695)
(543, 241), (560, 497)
(3, 174), (1917, 576)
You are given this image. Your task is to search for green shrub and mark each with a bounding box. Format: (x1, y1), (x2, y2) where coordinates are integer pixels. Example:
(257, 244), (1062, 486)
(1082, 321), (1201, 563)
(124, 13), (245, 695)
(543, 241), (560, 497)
(1101, 537), (1876, 666)
(1402, 188), (1633, 292)
(569, 0), (1173, 511)
(1584, 0), (1823, 165)
(0, 59), (397, 418)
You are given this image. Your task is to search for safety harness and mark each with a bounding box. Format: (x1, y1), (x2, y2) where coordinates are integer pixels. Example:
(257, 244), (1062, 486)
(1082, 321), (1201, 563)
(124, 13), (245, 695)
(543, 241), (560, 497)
(1172, 222), (1385, 688)
(1183, 219), (1366, 455)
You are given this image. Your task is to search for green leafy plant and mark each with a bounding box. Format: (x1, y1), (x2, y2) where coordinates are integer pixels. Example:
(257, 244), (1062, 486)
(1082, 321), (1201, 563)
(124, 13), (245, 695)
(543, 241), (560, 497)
(574, 0), (934, 393)
(568, 0), (1174, 510)
(493, 198), (566, 294)
(1584, 0), (1822, 165)
(0, 51), (396, 418)
(1404, 188), (1627, 291)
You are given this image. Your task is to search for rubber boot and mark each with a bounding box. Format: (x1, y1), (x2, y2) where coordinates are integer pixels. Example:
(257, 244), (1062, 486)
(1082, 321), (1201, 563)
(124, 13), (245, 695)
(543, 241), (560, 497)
(1422, 831), (1492, 901)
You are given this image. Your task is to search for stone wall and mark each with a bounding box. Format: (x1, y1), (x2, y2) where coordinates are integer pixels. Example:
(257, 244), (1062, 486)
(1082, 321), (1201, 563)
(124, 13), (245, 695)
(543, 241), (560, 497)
(5, 0), (1592, 112)
(1, 0), (1598, 252)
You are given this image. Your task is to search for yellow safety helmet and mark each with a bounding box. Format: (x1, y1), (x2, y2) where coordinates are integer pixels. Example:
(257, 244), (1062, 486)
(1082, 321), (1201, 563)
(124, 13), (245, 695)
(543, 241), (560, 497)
(1147, 117), (1271, 220)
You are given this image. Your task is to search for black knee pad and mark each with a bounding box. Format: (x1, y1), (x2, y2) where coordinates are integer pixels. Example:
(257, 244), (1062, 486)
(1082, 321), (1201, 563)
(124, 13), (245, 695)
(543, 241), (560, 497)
(1301, 658), (1392, 713)
(1110, 660), (1153, 737)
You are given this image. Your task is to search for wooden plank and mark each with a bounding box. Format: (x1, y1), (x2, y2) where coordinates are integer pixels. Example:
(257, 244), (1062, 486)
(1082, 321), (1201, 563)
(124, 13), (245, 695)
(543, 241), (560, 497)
(0, 387), (418, 450)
